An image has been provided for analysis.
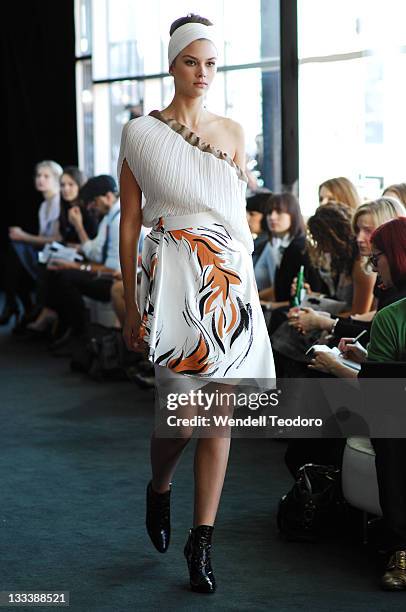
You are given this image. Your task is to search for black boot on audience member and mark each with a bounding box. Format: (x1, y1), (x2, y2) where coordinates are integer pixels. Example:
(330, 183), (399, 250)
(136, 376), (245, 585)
(146, 480), (171, 553)
(184, 525), (216, 593)
(381, 550), (406, 590)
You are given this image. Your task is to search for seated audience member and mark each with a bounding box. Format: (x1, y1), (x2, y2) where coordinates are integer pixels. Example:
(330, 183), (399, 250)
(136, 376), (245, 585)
(284, 207), (406, 476)
(45, 175), (120, 354)
(383, 182), (406, 208)
(289, 197), (405, 338)
(312, 217), (406, 591)
(309, 217), (406, 377)
(59, 166), (98, 244)
(255, 193), (320, 310)
(272, 202), (374, 378)
(318, 176), (361, 209)
(0, 160), (63, 326)
(245, 189), (272, 267)
(303, 202), (374, 314)
(27, 166), (99, 333)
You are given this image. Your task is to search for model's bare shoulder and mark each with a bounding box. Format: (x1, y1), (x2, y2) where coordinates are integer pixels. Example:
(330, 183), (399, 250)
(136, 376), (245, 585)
(224, 119), (245, 169)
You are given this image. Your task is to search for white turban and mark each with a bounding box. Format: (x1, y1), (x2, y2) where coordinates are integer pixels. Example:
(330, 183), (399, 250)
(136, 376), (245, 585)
(168, 23), (218, 69)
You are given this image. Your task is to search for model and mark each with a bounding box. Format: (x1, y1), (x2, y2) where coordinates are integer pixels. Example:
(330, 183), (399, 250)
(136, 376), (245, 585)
(118, 13), (275, 593)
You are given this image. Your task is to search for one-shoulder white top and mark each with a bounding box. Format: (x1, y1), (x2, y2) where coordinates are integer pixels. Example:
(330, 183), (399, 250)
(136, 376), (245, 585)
(117, 110), (254, 253)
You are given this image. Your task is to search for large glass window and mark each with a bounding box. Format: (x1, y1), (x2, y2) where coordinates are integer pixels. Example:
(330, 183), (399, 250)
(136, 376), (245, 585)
(298, 0), (406, 215)
(75, 0), (281, 191)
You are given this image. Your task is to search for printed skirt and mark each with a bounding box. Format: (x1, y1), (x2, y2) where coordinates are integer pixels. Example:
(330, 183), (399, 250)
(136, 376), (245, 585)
(139, 212), (275, 381)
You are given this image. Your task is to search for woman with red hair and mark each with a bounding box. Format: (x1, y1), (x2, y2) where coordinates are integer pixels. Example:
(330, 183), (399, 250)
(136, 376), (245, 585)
(365, 217), (406, 590)
(311, 217), (406, 590)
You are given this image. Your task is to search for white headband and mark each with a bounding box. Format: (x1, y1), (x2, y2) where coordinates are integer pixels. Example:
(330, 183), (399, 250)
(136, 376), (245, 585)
(168, 23), (218, 68)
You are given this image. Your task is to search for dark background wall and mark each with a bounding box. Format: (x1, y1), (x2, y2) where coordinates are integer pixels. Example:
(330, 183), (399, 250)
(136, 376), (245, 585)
(1, 1), (77, 276)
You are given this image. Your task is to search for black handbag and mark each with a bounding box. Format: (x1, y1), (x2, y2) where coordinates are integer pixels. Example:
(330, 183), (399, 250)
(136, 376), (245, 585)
(70, 324), (141, 381)
(277, 463), (344, 541)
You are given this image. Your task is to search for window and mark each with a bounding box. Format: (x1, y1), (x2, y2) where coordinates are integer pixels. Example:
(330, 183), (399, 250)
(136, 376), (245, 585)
(298, 0), (406, 215)
(75, 0), (281, 191)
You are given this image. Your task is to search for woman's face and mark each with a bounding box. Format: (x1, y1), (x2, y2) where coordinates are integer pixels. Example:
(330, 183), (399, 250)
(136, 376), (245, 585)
(356, 213), (376, 256)
(319, 185), (334, 205)
(246, 210), (263, 235)
(60, 173), (79, 203)
(35, 167), (58, 194)
(267, 208), (292, 235)
(171, 39), (217, 97)
(370, 247), (393, 289)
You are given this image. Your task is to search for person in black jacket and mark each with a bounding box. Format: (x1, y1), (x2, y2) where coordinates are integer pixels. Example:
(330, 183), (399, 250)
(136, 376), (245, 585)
(58, 166), (99, 244)
(255, 192), (320, 308)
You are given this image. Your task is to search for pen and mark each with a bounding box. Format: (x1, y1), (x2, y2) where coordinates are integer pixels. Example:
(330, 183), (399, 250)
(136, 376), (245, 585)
(348, 329), (367, 345)
(339, 329), (367, 356)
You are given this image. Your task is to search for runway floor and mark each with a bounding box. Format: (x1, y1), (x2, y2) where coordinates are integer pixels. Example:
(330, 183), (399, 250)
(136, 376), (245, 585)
(0, 307), (404, 611)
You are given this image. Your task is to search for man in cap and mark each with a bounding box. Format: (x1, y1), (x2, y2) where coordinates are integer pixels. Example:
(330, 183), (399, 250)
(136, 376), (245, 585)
(47, 175), (121, 353)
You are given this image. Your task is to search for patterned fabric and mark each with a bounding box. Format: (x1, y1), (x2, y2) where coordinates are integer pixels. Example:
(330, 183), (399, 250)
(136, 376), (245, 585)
(139, 212), (275, 380)
(118, 112), (275, 381)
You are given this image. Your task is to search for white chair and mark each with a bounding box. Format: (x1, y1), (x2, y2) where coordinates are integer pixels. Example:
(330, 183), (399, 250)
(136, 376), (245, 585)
(342, 437), (382, 543)
(83, 297), (120, 328)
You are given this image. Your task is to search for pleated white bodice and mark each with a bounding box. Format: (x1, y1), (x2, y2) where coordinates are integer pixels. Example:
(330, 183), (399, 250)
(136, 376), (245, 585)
(117, 111), (254, 253)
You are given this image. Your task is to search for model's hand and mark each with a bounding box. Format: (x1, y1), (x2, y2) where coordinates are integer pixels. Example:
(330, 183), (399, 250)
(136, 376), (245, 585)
(68, 206), (83, 227)
(9, 226), (28, 242)
(123, 307), (146, 353)
(337, 338), (367, 363)
(113, 270), (123, 281)
(308, 350), (338, 374)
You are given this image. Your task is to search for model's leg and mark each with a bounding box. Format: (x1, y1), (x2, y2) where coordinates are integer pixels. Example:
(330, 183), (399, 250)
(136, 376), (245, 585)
(146, 371), (196, 554)
(184, 387), (233, 594)
(193, 436), (231, 526)
(183, 436), (229, 594)
(150, 432), (191, 493)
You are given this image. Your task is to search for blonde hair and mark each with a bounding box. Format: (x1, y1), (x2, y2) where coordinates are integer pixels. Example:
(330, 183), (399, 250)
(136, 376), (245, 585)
(352, 197), (406, 234)
(35, 160), (63, 183)
(319, 176), (361, 210)
(383, 183), (406, 207)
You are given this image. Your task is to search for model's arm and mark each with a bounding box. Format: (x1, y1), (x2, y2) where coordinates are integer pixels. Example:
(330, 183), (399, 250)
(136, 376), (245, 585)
(119, 159), (143, 351)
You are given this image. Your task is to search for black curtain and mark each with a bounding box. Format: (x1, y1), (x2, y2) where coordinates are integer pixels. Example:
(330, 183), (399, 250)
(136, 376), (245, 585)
(1, 1), (77, 283)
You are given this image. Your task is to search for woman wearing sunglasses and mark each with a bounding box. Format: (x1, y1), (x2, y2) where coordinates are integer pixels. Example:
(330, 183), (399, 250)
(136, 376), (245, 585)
(309, 217), (406, 589)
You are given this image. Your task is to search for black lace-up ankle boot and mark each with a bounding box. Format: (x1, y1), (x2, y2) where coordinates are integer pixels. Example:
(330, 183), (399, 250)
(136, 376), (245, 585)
(145, 481), (171, 553)
(184, 525), (216, 593)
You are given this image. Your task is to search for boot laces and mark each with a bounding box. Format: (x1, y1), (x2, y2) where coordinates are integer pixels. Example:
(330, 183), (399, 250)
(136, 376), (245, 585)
(396, 550), (406, 570)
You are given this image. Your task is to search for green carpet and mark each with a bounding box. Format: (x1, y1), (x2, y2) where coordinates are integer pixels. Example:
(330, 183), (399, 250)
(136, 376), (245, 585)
(0, 316), (405, 611)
